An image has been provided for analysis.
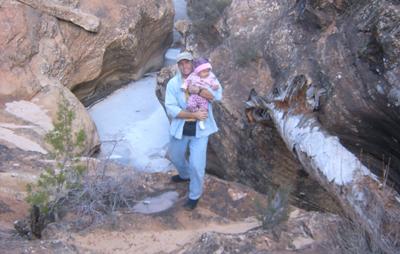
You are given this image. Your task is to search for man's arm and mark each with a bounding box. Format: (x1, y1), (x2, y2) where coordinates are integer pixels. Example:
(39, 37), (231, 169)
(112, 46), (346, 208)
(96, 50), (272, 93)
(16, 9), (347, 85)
(187, 84), (215, 101)
(165, 81), (183, 119)
(198, 88), (214, 101)
(177, 110), (208, 120)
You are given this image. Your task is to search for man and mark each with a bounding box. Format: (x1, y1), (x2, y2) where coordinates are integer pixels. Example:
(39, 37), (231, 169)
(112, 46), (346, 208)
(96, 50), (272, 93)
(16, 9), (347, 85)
(165, 51), (223, 210)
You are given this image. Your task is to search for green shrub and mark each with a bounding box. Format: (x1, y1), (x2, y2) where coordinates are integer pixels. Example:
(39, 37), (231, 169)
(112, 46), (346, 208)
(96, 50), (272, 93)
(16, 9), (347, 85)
(26, 96), (86, 217)
(24, 96), (141, 237)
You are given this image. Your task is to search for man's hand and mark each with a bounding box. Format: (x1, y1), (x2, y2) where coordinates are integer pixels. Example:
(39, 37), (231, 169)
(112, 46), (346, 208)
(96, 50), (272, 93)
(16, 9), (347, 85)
(199, 89), (214, 101)
(188, 85), (200, 94)
(176, 110), (208, 120)
(192, 110), (208, 120)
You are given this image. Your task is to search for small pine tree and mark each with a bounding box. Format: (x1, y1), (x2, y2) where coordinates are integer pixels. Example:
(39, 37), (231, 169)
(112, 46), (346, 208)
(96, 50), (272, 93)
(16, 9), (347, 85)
(26, 96), (87, 218)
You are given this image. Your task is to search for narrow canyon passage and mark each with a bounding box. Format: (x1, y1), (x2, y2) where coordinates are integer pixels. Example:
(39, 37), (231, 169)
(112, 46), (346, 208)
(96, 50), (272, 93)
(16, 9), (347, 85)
(88, 74), (172, 172)
(86, 0), (189, 172)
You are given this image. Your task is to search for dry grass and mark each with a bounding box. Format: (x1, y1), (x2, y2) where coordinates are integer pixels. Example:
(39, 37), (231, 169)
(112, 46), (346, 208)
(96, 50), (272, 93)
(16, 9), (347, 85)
(67, 167), (143, 226)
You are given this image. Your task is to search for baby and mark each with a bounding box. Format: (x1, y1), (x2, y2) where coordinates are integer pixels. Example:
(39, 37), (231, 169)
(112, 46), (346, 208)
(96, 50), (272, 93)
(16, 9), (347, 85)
(182, 58), (220, 130)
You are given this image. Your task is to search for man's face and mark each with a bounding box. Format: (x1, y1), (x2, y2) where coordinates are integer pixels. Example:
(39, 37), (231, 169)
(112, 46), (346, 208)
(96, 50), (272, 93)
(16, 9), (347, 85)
(178, 59), (193, 77)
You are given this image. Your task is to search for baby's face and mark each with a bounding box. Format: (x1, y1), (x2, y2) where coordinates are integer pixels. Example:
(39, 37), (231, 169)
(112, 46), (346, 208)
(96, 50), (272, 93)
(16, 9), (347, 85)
(198, 69), (210, 78)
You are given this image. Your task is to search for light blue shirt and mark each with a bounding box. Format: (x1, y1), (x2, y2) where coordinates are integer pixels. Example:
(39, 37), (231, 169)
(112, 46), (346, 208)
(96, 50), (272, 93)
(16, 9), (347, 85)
(165, 72), (223, 139)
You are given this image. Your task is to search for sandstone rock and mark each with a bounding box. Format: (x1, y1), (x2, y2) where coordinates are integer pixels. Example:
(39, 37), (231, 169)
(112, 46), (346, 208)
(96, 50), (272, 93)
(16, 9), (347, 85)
(156, 65), (177, 110)
(69, 0), (174, 106)
(174, 19), (192, 48)
(186, 0), (231, 49)
(181, 209), (373, 254)
(179, 0), (344, 214)
(17, 0), (100, 32)
(175, 20), (191, 38)
(0, 0), (174, 159)
(0, 84), (98, 156)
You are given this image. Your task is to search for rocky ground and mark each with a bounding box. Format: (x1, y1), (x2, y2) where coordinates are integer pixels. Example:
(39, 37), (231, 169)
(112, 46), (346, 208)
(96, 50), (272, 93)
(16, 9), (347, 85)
(0, 154), (357, 254)
(164, 0), (400, 252)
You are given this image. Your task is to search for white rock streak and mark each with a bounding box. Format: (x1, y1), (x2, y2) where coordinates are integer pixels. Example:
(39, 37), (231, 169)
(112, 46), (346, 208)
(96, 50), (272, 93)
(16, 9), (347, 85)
(0, 123), (35, 129)
(0, 127), (47, 154)
(5, 100), (53, 132)
(271, 107), (372, 185)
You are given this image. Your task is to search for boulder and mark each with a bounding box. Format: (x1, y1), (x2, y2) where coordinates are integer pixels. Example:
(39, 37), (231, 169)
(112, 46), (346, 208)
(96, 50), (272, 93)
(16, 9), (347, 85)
(0, 0), (174, 158)
(68, 0), (174, 106)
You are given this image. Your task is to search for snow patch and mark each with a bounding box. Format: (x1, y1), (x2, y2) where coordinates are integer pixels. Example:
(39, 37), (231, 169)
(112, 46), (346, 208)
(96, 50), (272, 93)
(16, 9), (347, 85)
(173, 0), (188, 21)
(164, 48), (180, 66)
(133, 191), (179, 214)
(89, 75), (171, 172)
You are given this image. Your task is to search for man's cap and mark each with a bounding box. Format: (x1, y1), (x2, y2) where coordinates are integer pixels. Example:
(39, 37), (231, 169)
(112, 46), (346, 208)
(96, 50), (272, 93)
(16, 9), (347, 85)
(176, 51), (193, 63)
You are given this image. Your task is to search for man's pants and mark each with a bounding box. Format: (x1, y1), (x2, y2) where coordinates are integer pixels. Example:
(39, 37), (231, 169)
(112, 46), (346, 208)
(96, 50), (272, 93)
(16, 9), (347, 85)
(168, 135), (209, 200)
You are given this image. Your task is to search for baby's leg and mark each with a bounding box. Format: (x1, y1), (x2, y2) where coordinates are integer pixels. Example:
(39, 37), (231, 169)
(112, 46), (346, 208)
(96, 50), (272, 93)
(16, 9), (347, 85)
(197, 97), (209, 111)
(196, 97), (209, 130)
(187, 95), (200, 112)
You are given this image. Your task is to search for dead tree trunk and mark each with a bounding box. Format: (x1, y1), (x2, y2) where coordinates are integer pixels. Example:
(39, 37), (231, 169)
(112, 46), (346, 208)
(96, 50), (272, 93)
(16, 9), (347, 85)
(247, 77), (400, 253)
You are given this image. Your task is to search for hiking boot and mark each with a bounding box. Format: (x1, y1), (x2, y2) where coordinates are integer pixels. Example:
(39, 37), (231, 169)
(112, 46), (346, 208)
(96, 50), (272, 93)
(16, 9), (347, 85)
(183, 198), (199, 210)
(171, 175), (190, 183)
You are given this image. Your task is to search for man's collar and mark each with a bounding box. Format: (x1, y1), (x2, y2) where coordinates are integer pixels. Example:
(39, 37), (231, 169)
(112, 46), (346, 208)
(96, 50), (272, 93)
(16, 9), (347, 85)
(178, 72), (191, 80)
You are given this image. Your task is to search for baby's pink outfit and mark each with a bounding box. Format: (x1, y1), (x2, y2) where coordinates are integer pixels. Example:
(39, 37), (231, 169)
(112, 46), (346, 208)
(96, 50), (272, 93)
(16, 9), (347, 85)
(182, 71), (219, 113)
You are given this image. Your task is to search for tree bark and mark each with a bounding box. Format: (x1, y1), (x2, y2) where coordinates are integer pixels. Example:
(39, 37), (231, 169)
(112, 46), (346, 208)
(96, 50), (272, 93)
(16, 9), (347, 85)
(247, 88), (400, 253)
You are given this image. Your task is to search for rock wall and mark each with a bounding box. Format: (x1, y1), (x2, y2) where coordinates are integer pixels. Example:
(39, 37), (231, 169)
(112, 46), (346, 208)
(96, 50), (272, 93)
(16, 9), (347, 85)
(180, 0), (400, 252)
(69, 0), (174, 106)
(187, 0), (400, 192)
(0, 0), (174, 158)
(174, 0), (344, 213)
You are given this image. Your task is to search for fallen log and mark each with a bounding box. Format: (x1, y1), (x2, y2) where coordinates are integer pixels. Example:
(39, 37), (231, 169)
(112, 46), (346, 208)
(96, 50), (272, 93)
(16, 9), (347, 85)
(247, 78), (400, 253)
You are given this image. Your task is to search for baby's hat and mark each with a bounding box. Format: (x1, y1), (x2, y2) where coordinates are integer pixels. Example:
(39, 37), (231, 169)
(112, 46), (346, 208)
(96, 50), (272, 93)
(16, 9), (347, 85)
(194, 57), (212, 74)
